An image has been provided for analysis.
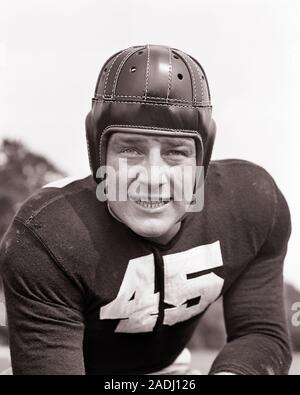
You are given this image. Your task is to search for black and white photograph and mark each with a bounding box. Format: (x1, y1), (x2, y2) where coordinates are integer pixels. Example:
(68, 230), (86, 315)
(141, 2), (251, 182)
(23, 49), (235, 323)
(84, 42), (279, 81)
(0, 0), (300, 378)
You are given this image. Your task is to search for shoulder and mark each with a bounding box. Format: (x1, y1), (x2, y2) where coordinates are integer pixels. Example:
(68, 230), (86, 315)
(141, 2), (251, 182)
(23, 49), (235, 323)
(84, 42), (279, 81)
(0, 215), (84, 321)
(207, 159), (290, 244)
(209, 158), (277, 190)
(0, 172), (106, 289)
(208, 158), (281, 205)
(15, 172), (95, 223)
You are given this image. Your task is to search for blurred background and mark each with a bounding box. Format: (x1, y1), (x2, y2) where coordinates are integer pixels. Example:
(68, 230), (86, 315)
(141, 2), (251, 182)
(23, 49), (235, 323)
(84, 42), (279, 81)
(0, 0), (300, 374)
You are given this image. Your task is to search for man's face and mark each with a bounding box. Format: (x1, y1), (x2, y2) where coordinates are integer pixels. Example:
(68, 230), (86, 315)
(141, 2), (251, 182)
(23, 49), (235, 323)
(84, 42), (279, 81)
(106, 133), (197, 244)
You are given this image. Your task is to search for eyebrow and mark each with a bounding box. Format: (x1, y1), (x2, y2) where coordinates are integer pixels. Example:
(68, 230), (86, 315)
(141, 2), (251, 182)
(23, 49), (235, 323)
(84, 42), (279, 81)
(111, 135), (195, 147)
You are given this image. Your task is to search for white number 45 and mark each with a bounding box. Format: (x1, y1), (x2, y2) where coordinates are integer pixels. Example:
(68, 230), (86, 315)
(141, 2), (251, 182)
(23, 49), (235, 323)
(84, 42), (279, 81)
(100, 241), (224, 333)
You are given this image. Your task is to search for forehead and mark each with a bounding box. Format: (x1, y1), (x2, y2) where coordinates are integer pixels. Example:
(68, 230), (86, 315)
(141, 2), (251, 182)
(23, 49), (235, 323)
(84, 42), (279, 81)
(108, 132), (196, 147)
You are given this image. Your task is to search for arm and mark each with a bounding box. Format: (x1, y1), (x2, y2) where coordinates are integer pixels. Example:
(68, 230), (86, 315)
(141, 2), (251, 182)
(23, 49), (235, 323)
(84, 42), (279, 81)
(209, 183), (292, 375)
(0, 219), (85, 375)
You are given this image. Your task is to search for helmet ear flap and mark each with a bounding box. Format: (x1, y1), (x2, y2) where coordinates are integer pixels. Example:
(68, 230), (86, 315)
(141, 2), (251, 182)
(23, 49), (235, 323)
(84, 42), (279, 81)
(85, 111), (98, 183)
(203, 118), (216, 178)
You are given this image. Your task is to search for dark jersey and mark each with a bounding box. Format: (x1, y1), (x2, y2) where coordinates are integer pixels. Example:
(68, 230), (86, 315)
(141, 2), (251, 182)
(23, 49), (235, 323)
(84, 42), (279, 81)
(0, 159), (292, 375)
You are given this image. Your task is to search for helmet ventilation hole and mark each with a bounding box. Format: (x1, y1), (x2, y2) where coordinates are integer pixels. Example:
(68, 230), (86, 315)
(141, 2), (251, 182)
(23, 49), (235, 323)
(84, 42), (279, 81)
(130, 66), (137, 72)
(104, 67), (107, 72)
(137, 51), (143, 55)
(173, 54), (179, 59)
(177, 73), (183, 80)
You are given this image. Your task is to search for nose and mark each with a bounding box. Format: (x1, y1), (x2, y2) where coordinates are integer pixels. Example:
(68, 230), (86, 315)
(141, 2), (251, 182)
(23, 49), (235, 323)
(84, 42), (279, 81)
(136, 147), (169, 196)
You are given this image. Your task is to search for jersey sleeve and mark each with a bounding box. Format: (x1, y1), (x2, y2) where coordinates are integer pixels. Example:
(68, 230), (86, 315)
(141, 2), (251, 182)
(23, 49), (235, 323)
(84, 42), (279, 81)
(209, 180), (292, 375)
(0, 218), (86, 375)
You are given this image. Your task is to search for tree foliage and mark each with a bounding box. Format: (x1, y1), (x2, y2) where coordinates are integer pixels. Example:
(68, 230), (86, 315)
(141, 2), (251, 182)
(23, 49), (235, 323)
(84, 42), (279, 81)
(0, 139), (65, 240)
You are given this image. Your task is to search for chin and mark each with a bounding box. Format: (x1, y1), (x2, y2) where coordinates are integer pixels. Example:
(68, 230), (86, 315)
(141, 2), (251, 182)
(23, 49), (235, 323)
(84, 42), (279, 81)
(128, 220), (170, 239)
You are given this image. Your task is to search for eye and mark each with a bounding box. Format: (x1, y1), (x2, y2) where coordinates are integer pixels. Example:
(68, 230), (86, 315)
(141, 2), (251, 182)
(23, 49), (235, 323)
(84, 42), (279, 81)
(119, 147), (141, 156)
(165, 150), (188, 157)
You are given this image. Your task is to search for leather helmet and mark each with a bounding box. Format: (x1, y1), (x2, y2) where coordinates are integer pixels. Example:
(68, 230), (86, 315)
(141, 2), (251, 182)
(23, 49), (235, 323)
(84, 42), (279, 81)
(86, 44), (216, 183)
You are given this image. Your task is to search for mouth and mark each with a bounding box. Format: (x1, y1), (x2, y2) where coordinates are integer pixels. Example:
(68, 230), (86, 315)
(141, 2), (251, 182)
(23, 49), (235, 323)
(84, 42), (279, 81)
(134, 198), (172, 210)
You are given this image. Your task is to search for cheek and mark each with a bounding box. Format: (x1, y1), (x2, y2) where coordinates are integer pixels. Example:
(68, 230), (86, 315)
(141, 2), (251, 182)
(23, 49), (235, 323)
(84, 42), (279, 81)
(173, 172), (196, 202)
(108, 200), (132, 222)
(171, 199), (188, 215)
(106, 168), (131, 202)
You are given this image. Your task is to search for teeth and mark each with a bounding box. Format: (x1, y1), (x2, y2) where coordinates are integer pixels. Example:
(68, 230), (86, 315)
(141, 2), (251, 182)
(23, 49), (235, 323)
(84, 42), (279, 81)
(135, 200), (167, 209)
